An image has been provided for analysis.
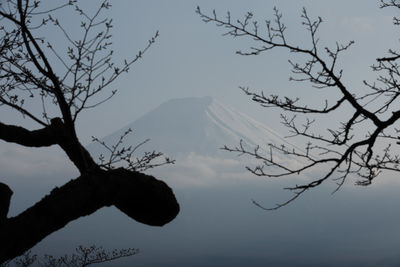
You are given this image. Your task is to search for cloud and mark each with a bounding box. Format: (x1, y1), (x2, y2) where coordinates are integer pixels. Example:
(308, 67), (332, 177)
(341, 17), (375, 33)
(148, 152), (312, 188)
(149, 150), (400, 196)
(3, 143), (397, 194)
(365, 170), (400, 188)
(148, 152), (254, 187)
(0, 146), (77, 185)
(0, 146), (78, 215)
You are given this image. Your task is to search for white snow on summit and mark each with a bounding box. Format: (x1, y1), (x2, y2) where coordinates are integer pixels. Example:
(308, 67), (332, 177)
(206, 97), (301, 151)
(86, 96), (307, 186)
(88, 96), (303, 161)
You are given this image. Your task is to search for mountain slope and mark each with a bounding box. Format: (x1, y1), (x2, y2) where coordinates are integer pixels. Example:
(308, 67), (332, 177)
(88, 96), (301, 159)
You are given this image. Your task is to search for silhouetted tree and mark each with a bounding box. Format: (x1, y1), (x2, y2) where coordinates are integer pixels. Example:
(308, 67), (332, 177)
(197, 1), (400, 209)
(0, 0), (179, 263)
(1, 245), (138, 267)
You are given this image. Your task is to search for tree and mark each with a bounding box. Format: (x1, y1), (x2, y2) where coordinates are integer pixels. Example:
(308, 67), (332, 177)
(1, 245), (138, 267)
(0, 0), (179, 263)
(197, 1), (400, 209)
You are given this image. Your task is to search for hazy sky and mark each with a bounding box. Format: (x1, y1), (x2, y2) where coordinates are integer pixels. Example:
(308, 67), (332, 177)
(71, 0), (397, 144)
(2, 1), (400, 266)
(2, 0), (398, 143)
(75, 0), (397, 142)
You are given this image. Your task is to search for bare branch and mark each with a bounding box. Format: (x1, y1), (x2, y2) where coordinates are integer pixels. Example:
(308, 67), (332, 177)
(92, 128), (175, 172)
(198, 4), (400, 209)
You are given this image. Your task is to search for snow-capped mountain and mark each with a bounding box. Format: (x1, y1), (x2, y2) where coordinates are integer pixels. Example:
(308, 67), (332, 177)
(88, 96), (302, 159)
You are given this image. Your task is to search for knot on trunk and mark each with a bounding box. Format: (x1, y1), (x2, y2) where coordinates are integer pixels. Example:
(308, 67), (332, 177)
(108, 168), (180, 226)
(0, 183), (13, 224)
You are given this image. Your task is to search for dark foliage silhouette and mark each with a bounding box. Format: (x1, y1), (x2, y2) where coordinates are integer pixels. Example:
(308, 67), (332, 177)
(197, 1), (400, 209)
(0, 0), (179, 263)
(1, 245), (138, 267)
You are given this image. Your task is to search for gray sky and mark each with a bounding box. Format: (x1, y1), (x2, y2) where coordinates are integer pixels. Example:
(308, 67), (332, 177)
(2, 0), (398, 143)
(72, 0), (396, 143)
(3, 1), (400, 266)
(74, 0), (396, 143)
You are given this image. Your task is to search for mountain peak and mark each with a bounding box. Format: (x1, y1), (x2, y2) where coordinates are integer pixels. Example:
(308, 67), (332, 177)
(88, 96), (299, 159)
(162, 96), (213, 106)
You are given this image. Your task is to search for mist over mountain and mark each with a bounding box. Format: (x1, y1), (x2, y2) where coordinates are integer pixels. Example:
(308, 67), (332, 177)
(69, 96), (400, 267)
(9, 96), (400, 267)
(88, 96), (301, 161)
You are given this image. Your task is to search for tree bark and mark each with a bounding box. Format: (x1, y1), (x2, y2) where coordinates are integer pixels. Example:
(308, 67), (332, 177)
(0, 118), (98, 174)
(0, 168), (179, 263)
(0, 183), (12, 224)
(0, 122), (57, 147)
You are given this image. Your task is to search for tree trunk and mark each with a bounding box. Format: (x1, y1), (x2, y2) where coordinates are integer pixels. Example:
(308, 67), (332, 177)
(0, 168), (179, 263)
